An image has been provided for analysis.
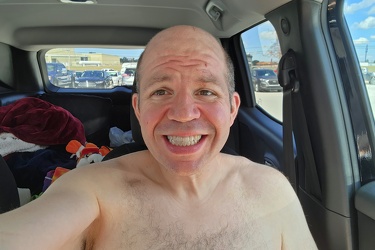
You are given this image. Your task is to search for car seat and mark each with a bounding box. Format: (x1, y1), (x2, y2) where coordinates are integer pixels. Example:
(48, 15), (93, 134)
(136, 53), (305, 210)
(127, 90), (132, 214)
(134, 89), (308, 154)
(0, 155), (20, 213)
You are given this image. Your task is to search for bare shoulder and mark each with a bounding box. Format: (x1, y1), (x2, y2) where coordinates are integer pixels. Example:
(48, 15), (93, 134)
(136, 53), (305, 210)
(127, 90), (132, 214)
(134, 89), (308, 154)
(223, 154), (317, 249)
(223, 156), (298, 209)
(224, 153), (296, 202)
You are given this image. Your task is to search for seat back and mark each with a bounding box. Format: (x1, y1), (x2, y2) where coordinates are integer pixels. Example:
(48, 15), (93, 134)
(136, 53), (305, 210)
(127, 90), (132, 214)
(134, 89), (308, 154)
(40, 93), (113, 146)
(0, 155), (20, 213)
(103, 75), (146, 161)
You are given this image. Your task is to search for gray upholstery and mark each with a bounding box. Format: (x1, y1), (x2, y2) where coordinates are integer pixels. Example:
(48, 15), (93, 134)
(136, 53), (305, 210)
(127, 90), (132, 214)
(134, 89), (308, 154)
(40, 94), (113, 146)
(0, 155), (20, 213)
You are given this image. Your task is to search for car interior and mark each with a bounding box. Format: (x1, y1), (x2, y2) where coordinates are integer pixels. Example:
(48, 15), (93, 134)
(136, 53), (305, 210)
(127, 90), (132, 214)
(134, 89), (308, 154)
(0, 0), (375, 249)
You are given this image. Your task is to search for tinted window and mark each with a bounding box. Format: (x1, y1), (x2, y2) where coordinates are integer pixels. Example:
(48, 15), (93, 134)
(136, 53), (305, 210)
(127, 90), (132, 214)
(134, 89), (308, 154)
(241, 21), (283, 121)
(341, 0), (375, 183)
(45, 48), (144, 89)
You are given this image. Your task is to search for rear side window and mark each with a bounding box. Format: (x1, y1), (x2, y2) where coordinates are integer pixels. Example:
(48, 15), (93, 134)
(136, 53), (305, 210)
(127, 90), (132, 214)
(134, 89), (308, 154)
(240, 21), (283, 121)
(45, 48), (144, 89)
(341, 0), (375, 183)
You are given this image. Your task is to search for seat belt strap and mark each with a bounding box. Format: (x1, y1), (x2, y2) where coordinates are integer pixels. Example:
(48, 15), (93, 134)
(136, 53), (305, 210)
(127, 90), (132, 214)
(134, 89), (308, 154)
(278, 49), (299, 192)
(294, 92), (322, 198)
(283, 86), (297, 191)
(278, 49), (322, 198)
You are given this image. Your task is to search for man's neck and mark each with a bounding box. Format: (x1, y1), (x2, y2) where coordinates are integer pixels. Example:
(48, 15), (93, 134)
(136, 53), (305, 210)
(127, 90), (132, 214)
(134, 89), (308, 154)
(153, 153), (227, 203)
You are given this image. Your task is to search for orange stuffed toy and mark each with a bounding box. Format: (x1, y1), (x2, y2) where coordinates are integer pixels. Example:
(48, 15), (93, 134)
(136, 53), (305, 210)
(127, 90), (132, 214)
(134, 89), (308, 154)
(66, 140), (111, 167)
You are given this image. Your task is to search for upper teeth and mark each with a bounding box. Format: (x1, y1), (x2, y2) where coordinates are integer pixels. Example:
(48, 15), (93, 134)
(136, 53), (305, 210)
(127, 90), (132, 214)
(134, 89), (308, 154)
(167, 135), (202, 146)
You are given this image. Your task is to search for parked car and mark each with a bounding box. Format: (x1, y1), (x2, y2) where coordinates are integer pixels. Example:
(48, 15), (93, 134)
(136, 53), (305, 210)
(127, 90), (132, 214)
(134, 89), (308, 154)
(75, 71), (83, 79)
(47, 62), (71, 87)
(252, 68), (282, 92)
(370, 74), (375, 85)
(67, 70), (76, 86)
(75, 70), (112, 88)
(105, 70), (122, 86)
(0, 0), (374, 249)
(67, 70), (85, 88)
(121, 67), (136, 86)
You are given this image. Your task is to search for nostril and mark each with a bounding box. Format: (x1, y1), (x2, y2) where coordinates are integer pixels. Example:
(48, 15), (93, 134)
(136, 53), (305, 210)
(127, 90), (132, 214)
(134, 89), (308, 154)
(167, 103), (200, 122)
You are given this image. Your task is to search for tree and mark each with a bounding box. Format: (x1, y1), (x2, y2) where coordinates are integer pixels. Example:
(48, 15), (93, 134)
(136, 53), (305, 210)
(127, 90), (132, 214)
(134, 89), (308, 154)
(252, 60), (259, 66)
(120, 57), (130, 63)
(265, 40), (282, 62)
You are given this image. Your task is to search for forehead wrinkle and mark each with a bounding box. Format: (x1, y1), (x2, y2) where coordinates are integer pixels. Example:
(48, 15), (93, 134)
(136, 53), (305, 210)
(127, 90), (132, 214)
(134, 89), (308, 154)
(156, 54), (217, 66)
(193, 68), (217, 82)
(142, 74), (172, 92)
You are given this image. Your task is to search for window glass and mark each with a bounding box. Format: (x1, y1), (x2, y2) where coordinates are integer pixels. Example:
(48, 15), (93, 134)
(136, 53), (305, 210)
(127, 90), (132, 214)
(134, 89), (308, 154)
(344, 0), (375, 115)
(45, 48), (143, 89)
(342, 0), (375, 183)
(240, 21), (283, 121)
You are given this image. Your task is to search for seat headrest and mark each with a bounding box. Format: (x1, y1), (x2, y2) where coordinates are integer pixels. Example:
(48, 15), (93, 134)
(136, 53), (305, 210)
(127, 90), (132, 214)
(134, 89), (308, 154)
(130, 74), (145, 145)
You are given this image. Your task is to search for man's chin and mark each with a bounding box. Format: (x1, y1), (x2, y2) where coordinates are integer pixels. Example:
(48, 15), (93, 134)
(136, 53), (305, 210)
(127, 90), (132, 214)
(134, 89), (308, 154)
(158, 154), (217, 177)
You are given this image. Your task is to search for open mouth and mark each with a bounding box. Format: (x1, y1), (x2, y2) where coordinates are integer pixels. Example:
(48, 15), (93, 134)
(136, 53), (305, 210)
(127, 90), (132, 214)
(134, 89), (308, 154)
(166, 135), (202, 146)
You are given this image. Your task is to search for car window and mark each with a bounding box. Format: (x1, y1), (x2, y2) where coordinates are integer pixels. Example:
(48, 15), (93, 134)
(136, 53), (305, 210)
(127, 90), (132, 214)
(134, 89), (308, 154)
(45, 48), (143, 89)
(344, 0), (375, 116)
(240, 21), (283, 121)
(341, 0), (375, 183)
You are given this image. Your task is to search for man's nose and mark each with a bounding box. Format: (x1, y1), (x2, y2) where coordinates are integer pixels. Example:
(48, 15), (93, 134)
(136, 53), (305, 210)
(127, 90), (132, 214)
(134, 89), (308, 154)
(167, 93), (200, 122)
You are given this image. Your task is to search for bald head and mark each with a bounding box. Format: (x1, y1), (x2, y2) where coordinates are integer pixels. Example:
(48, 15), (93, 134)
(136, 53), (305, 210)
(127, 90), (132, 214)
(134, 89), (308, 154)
(136, 25), (234, 94)
(144, 25), (223, 57)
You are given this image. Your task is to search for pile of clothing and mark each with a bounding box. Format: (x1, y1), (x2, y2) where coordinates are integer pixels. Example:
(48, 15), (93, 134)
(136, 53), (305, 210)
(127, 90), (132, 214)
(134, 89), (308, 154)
(0, 97), (86, 195)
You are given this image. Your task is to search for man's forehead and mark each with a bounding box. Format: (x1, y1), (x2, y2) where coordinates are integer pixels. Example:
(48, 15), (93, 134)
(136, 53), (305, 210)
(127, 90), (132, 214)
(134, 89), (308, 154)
(136, 25), (228, 88)
(148, 69), (218, 83)
(140, 54), (225, 83)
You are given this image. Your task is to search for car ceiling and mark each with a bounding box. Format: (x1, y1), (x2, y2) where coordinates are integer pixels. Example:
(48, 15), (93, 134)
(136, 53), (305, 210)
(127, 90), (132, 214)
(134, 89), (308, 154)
(0, 0), (290, 50)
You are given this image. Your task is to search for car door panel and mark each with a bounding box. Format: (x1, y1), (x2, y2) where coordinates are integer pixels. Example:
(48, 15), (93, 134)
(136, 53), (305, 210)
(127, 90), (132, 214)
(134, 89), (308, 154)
(237, 107), (284, 171)
(355, 182), (375, 250)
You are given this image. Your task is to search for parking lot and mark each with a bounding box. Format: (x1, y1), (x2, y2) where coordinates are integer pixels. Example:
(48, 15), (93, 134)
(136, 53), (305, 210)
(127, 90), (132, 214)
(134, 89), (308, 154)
(255, 84), (375, 122)
(366, 84), (375, 115)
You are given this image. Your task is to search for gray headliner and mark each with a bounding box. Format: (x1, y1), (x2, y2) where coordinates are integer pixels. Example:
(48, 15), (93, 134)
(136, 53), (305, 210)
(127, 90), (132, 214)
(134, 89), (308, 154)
(0, 0), (290, 50)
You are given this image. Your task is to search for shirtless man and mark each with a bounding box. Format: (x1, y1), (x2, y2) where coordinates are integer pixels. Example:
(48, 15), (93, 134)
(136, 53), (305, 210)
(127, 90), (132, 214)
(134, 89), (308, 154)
(0, 25), (317, 249)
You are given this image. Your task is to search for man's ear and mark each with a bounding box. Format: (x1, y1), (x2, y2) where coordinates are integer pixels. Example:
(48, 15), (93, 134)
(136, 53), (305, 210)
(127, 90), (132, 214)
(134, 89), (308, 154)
(132, 93), (141, 121)
(230, 92), (241, 126)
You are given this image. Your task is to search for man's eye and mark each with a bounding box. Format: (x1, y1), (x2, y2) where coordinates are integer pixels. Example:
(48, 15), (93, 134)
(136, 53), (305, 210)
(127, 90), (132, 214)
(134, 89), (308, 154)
(197, 90), (215, 96)
(153, 89), (168, 96)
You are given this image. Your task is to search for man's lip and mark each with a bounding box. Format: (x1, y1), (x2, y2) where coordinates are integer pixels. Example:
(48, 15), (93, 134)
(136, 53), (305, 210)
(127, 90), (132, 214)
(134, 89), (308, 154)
(162, 135), (207, 154)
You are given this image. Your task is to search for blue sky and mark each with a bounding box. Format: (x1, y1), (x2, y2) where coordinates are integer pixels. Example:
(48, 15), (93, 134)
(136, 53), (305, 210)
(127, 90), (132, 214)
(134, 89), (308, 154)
(75, 48), (144, 60)
(241, 22), (278, 63)
(345, 0), (375, 62)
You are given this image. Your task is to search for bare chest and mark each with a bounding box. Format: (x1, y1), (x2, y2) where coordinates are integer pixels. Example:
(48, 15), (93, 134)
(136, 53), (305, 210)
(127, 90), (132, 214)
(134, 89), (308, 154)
(90, 190), (281, 250)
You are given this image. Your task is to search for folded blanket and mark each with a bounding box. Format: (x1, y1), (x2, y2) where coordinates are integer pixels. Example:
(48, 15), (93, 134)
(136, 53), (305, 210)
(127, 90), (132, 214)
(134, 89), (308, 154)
(0, 97), (86, 146)
(0, 132), (46, 157)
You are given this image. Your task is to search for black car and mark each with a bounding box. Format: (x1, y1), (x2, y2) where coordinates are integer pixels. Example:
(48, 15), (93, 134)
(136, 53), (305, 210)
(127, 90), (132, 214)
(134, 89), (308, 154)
(252, 68), (282, 92)
(75, 70), (112, 88)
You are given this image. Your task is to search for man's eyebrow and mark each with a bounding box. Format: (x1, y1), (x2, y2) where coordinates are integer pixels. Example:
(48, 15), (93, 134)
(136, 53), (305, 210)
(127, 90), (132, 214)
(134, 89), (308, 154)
(150, 74), (172, 84)
(141, 74), (172, 92)
(196, 74), (218, 83)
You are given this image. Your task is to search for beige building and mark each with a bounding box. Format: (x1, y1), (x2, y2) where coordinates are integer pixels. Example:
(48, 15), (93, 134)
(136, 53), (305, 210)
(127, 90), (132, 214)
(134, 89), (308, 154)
(45, 48), (121, 70)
